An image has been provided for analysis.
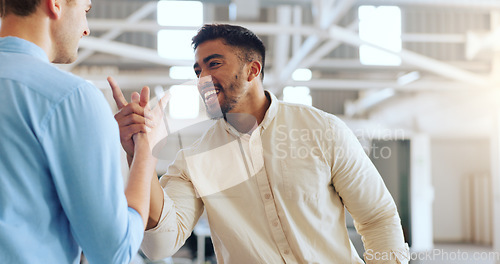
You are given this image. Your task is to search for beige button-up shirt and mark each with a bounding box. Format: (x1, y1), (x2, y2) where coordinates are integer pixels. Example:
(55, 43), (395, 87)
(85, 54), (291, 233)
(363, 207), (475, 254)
(142, 92), (409, 263)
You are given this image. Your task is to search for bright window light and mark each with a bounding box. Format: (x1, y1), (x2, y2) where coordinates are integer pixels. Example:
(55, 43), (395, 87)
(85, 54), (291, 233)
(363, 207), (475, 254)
(170, 66), (197, 80)
(358, 6), (402, 66)
(158, 30), (197, 60)
(292, 68), (312, 81)
(157, 1), (203, 60)
(283, 86), (312, 106)
(157, 1), (203, 27)
(169, 85), (200, 119)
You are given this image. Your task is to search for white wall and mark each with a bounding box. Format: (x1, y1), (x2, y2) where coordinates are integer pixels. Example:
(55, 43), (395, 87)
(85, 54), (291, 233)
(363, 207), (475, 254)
(431, 138), (491, 242)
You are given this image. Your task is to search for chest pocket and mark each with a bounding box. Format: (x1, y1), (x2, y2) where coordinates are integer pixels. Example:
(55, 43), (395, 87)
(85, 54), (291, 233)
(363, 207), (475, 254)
(279, 156), (331, 201)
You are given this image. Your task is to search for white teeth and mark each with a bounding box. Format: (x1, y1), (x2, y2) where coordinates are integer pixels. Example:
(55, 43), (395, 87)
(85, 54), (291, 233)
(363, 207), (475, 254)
(204, 90), (217, 101)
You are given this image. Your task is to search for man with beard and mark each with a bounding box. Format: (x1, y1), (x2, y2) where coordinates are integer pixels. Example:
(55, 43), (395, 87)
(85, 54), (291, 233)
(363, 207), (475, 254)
(111, 24), (409, 263)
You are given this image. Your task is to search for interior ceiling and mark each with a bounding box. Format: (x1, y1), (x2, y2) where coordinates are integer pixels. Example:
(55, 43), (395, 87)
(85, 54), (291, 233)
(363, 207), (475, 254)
(60, 0), (500, 138)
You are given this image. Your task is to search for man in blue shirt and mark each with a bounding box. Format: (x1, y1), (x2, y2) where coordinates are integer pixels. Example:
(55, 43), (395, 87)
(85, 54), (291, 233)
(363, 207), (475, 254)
(0, 0), (159, 263)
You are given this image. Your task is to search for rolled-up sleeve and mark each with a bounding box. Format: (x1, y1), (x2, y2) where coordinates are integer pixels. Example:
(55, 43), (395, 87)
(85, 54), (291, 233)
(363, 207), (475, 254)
(329, 116), (409, 264)
(141, 151), (204, 260)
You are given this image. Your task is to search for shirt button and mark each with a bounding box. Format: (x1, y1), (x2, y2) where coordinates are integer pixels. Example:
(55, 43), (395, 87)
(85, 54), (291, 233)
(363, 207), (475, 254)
(284, 249), (290, 255)
(265, 193), (271, 199)
(273, 221), (279, 227)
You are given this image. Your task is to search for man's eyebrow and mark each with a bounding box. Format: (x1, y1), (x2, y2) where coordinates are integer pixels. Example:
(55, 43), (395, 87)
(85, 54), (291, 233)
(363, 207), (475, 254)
(194, 54), (224, 70)
(203, 54), (224, 64)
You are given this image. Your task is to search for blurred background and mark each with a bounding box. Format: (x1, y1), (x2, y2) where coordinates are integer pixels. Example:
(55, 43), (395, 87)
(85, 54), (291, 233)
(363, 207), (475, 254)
(49, 0), (500, 263)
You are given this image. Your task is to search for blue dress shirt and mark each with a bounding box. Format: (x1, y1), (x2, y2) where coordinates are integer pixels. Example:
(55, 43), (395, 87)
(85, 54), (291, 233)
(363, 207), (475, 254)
(0, 37), (144, 264)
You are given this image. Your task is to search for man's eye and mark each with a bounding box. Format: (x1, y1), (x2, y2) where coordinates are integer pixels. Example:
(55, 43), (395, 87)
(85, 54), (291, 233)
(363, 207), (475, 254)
(210, 62), (221, 67)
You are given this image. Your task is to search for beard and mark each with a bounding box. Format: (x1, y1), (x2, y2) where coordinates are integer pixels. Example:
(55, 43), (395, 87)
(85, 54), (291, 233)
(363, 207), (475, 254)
(204, 80), (241, 120)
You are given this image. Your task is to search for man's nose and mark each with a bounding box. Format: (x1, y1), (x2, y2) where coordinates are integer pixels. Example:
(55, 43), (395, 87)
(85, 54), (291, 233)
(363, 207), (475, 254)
(83, 22), (90, 36)
(198, 69), (211, 79)
(197, 75), (213, 91)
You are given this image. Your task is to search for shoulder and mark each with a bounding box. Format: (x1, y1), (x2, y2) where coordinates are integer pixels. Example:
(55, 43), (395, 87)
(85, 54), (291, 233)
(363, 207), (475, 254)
(1, 51), (98, 104)
(36, 66), (98, 104)
(276, 100), (343, 128)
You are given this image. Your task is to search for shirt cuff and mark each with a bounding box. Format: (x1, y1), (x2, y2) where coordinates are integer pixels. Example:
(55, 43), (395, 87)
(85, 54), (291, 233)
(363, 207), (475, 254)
(364, 243), (410, 264)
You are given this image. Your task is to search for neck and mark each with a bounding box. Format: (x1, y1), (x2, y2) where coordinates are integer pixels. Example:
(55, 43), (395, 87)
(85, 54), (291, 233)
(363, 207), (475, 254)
(225, 87), (271, 134)
(0, 13), (52, 59)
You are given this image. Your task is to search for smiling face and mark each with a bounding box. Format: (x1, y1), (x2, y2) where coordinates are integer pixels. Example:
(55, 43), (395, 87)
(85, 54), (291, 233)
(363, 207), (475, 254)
(50, 0), (91, 63)
(194, 38), (251, 119)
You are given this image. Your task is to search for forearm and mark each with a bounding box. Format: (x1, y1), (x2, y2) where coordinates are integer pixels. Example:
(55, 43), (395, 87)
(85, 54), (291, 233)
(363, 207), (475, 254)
(147, 174), (165, 230)
(141, 195), (183, 260)
(363, 243), (409, 264)
(141, 175), (205, 260)
(351, 201), (409, 263)
(125, 133), (157, 229)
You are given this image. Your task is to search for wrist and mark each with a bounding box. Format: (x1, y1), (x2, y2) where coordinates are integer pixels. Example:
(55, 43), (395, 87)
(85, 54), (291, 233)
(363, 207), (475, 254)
(127, 154), (134, 166)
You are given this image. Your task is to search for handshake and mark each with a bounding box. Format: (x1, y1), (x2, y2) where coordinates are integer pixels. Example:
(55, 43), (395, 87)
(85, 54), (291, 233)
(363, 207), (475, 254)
(107, 76), (171, 159)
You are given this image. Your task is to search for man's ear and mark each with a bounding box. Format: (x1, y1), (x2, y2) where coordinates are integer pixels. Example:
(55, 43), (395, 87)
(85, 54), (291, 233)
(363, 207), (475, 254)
(247, 60), (262, 82)
(46, 0), (62, 19)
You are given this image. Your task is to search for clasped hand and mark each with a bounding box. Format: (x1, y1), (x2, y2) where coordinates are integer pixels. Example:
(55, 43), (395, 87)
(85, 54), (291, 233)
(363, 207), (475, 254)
(107, 76), (170, 158)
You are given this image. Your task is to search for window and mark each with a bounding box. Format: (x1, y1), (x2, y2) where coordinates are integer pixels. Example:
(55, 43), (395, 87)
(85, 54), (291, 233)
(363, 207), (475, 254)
(157, 1), (203, 60)
(157, 1), (203, 27)
(358, 6), (402, 66)
(157, 1), (204, 119)
(292, 68), (312, 81)
(169, 66), (197, 80)
(283, 86), (312, 106)
(168, 85), (200, 119)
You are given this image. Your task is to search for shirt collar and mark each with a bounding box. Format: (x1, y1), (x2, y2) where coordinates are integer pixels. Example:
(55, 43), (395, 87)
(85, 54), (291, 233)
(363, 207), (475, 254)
(221, 90), (279, 136)
(0, 37), (49, 63)
(260, 90), (279, 131)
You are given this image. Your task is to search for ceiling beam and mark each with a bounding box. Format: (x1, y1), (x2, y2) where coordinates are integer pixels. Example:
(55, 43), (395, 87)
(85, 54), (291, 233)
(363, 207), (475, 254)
(65, 2), (157, 71)
(345, 88), (396, 117)
(80, 71), (496, 91)
(277, 0), (357, 86)
(273, 6), (293, 89)
(329, 25), (493, 86)
(279, 35), (319, 83)
(321, 0), (356, 28)
(300, 21), (358, 69)
(311, 59), (490, 71)
(358, 0), (500, 10)
(79, 37), (193, 67)
(88, 20), (322, 36)
(284, 79), (492, 90)
(292, 5), (303, 54)
(87, 19), (467, 44)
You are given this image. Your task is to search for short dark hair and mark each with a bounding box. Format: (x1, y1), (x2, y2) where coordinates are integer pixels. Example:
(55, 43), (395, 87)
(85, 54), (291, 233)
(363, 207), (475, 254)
(192, 24), (266, 80)
(0, 0), (41, 17)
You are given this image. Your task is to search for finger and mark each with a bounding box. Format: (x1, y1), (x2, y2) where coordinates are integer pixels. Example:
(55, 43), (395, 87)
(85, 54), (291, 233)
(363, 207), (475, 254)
(108, 76), (128, 110)
(140, 86), (150, 108)
(131, 92), (140, 104)
(151, 92), (171, 121)
(114, 103), (145, 119)
(120, 124), (151, 140)
(116, 113), (153, 128)
(157, 92), (171, 111)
